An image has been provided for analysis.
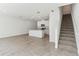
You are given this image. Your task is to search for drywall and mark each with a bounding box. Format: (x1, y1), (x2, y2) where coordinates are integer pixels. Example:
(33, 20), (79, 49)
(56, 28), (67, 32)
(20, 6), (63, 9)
(0, 3), (62, 38)
(0, 3), (72, 20)
(71, 4), (79, 54)
(63, 5), (72, 15)
(49, 7), (63, 42)
(0, 3), (70, 40)
(0, 15), (37, 38)
(37, 20), (49, 34)
(55, 7), (63, 48)
(0, 3), (59, 20)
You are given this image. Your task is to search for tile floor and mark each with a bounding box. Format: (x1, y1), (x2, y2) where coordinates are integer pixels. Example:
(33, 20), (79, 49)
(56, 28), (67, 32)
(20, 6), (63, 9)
(0, 34), (78, 56)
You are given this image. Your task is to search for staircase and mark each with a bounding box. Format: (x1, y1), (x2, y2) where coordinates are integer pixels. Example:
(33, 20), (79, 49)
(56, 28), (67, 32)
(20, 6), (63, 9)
(59, 14), (77, 55)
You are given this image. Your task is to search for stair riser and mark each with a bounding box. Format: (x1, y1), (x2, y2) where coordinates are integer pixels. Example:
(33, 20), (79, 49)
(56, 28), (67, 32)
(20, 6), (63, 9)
(61, 25), (73, 27)
(60, 34), (74, 36)
(61, 31), (74, 33)
(60, 35), (75, 38)
(59, 39), (75, 43)
(61, 28), (73, 30)
(59, 14), (77, 55)
(61, 30), (74, 31)
(61, 26), (73, 29)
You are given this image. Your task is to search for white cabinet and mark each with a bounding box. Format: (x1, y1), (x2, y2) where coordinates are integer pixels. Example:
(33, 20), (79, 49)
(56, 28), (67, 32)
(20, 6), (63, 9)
(29, 30), (44, 38)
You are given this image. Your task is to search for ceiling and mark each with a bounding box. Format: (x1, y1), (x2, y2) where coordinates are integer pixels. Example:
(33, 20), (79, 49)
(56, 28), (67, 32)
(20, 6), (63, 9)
(0, 3), (71, 20)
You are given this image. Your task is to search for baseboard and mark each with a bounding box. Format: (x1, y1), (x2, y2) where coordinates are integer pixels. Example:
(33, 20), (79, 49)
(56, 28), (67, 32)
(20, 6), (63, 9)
(0, 32), (28, 39)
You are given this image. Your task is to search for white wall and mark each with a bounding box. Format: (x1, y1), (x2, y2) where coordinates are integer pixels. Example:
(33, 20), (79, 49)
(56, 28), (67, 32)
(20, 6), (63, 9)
(55, 7), (63, 48)
(0, 15), (37, 38)
(0, 3), (59, 38)
(0, 3), (59, 20)
(0, 3), (72, 21)
(71, 4), (79, 54)
(49, 7), (63, 42)
(0, 3), (63, 39)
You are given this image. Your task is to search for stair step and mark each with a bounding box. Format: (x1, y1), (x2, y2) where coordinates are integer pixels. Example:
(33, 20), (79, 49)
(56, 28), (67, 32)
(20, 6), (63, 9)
(61, 29), (74, 31)
(60, 32), (74, 35)
(59, 44), (77, 53)
(61, 26), (73, 28)
(60, 36), (75, 39)
(60, 35), (74, 38)
(61, 25), (73, 28)
(60, 36), (75, 40)
(61, 28), (73, 29)
(59, 38), (76, 44)
(59, 39), (75, 43)
(62, 23), (72, 24)
(59, 14), (77, 54)
(61, 25), (73, 27)
(62, 21), (72, 22)
(61, 26), (73, 29)
(59, 43), (77, 49)
(61, 30), (74, 33)
(59, 40), (76, 44)
(62, 24), (73, 26)
(59, 40), (76, 48)
(59, 42), (77, 49)
(61, 28), (73, 30)
(60, 34), (74, 37)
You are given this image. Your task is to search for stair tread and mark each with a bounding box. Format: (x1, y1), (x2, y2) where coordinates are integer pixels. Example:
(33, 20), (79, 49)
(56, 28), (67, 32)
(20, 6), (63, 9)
(61, 30), (74, 32)
(60, 33), (74, 36)
(60, 35), (75, 38)
(59, 44), (77, 52)
(60, 36), (75, 39)
(61, 27), (73, 28)
(59, 14), (77, 53)
(60, 32), (74, 35)
(61, 29), (73, 31)
(61, 31), (74, 33)
(60, 39), (75, 45)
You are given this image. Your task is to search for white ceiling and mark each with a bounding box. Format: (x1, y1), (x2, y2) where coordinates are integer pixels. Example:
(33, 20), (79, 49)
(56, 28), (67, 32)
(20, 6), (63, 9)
(0, 3), (71, 20)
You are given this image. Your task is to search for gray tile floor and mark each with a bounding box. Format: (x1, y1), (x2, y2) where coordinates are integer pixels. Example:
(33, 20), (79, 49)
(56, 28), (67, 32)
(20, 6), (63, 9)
(0, 34), (78, 56)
